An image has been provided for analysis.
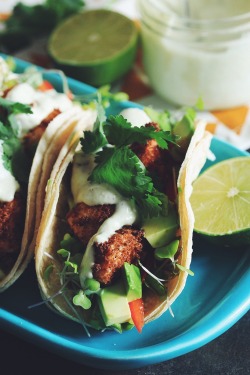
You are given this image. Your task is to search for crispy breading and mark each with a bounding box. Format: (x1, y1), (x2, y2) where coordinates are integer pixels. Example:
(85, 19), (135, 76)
(0, 192), (26, 273)
(23, 109), (61, 157)
(66, 202), (115, 246)
(93, 226), (145, 285)
(131, 122), (162, 168)
(131, 121), (177, 199)
(131, 121), (167, 184)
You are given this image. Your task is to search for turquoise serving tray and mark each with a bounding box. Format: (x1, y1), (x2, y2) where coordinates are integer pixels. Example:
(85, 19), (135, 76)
(0, 54), (249, 370)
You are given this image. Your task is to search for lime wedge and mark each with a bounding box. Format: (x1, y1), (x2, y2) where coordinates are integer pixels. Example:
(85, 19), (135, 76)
(48, 9), (138, 86)
(190, 157), (250, 246)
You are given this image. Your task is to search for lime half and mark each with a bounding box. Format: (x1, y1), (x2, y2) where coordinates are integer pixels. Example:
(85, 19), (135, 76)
(190, 157), (250, 247)
(48, 9), (138, 86)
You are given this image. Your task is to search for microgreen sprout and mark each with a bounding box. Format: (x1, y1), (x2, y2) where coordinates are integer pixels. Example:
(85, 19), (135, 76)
(56, 235), (101, 315)
(154, 240), (194, 276)
(176, 263), (194, 276)
(138, 260), (166, 285)
(73, 290), (92, 310)
(72, 278), (101, 311)
(44, 264), (54, 282)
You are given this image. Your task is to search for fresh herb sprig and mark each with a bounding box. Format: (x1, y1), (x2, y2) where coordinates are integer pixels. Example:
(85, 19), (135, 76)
(0, 97), (32, 177)
(0, 0), (85, 52)
(81, 110), (175, 218)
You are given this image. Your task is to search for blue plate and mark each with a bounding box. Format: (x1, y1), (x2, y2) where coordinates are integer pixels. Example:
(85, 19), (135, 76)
(0, 54), (250, 370)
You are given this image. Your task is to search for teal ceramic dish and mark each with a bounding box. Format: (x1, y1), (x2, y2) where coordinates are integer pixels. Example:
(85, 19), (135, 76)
(0, 55), (249, 370)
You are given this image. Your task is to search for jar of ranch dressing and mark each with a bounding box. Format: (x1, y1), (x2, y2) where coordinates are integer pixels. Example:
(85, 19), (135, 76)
(137, 0), (250, 110)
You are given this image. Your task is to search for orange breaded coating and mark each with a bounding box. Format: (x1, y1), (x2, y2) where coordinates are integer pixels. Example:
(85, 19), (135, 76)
(66, 202), (115, 246)
(23, 108), (61, 157)
(0, 192), (26, 273)
(93, 226), (145, 285)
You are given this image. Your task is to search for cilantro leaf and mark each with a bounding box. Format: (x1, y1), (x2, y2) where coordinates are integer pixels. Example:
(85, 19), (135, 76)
(81, 112), (174, 154)
(0, 120), (20, 173)
(0, 0), (84, 52)
(80, 101), (107, 154)
(137, 193), (167, 218)
(0, 121), (11, 139)
(0, 97), (32, 116)
(0, 98), (32, 179)
(90, 147), (167, 217)
(1, 136), (20, 173)
(104, 115), (174, 149)
(80, 128), (107, 155)
(90, 147), (140, 195)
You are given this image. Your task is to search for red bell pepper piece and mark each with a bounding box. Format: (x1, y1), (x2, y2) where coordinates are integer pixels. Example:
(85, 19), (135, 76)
(129, 298), (144, 333)
(38, 80), (74, 100)
(38, 80), (54, 91)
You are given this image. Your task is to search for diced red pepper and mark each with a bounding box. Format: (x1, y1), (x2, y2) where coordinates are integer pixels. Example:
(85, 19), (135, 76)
(129, 298), (144, 333)
(38, 80), (54, 91)
(67, 90), (74, 100)
(38, 80), (74, 100)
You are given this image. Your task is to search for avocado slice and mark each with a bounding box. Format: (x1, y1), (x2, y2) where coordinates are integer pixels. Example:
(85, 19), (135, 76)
(172, 113), (195, 156)
(98, 281), (131, 326)
(123, 262), (142, 302)
(142, 203), (179, 248)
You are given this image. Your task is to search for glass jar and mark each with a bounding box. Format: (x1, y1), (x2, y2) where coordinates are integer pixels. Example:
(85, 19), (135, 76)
(137, 0), (250, 110)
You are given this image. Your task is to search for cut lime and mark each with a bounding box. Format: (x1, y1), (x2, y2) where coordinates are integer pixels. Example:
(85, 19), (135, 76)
(190, 157), (250, 247)
(48, 9), (138, 86)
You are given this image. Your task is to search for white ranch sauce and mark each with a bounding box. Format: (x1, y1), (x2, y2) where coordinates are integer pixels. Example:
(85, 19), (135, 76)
(0, 140), (20, 202)
(119, 107), (151, 127)
(6, 82), (73, 137)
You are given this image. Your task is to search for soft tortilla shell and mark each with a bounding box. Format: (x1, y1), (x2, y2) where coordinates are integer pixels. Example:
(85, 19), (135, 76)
(144, 122), (212, 321)
(35, 120), (212, 326)
(35, 114), (97, 323)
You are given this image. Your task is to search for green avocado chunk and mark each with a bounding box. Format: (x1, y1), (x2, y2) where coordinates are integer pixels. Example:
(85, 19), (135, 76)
(172, 114), (195, 155)
(123, 262), (142, 302)
(142, 203), (179, 248)
(98, 281), (131, 327)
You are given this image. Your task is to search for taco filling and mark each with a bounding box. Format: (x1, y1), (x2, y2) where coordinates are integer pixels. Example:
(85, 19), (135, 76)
(0, 56), (84, 289)
(35, 104), (212, 334)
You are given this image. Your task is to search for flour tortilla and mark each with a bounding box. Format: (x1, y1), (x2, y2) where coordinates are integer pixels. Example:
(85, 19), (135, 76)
(35, 119), (212, 328)
(0, 106), (96, 292)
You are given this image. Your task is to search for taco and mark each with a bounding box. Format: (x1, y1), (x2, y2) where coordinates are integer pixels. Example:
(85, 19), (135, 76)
(35, 105), (212, 334)
(0, 56), (95, 291)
